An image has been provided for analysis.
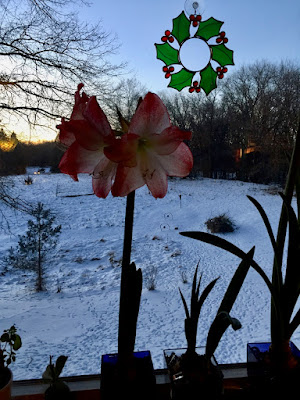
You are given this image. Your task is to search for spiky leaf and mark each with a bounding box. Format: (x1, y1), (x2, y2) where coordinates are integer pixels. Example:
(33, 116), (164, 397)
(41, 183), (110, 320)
(171, 11), (191, 44)
(168, 68), (194, 91)
(211, 44), (234, 66)
(200, 64), (217, 95)
(196, 17), (223, 41)
(155, 43), (179, 66)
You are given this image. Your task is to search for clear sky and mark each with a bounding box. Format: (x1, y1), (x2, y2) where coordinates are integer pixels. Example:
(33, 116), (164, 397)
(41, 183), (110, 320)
(11, 0), (300, 142)
(79, 0), (300, 93)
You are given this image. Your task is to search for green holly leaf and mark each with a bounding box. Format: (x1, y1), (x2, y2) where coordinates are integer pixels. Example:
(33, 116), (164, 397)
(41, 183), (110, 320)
(168, 68), (194, 91)
(171, 11), (191, 45)
(196, 17), (223, 41)
(211, 44), (234, 66)
(200, 64), (218, 95)
(155, 43), (179, 67)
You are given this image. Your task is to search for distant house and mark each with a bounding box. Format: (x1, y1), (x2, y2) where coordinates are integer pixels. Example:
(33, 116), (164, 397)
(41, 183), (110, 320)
(235, 141), (260, 163)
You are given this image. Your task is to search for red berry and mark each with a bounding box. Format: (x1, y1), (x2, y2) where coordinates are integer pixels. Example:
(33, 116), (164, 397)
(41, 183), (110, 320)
(218, 73), (224, 79)
(192, 21), (198, 27)
(168, 36), (174, 43)
(189, 87), (195, 93)
(223, 37), (228, 43)
(165, 72), (171, 79)
(220, 31), (226, 37)
(169, 66), (175, 72)
(216, 37), (222, 43)
(196, 87), (201, 93)
(165, 30), (171, 36)
(222, 67), (228, 73)
(217, 66), (222, 72)
(196, 15), (202, 21)
(190, 14), (195, 21)
(193, 81), (198, 87)
(161, 36), (168, 42)
(163, 66), (168, 72)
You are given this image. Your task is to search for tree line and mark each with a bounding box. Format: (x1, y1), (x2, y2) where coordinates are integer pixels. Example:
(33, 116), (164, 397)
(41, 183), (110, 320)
(0, 60), (299, 185)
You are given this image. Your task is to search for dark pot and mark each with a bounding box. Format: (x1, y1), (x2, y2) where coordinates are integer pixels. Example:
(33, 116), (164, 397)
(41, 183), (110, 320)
(247, 341), (300, 397)
(0, 368), (12, 400)
(164, 347), (223, 400)
(44, 381), (73, 400)
(100, 350), (156, 400)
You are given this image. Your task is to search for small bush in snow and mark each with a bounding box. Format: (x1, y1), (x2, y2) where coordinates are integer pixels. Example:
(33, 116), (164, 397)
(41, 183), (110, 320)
(144, 265), (158, 291)
(205, 213), (236, 234)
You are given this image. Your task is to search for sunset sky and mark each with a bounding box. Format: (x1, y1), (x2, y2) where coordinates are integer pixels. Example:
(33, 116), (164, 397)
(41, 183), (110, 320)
(10, 0), (300, 142)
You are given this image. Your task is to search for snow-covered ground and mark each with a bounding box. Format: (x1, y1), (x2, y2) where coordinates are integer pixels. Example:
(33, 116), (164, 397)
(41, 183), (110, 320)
(0, 169), (299, 380)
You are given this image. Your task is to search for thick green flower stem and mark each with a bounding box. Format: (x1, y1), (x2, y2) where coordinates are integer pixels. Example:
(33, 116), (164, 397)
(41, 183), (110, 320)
(118, 190), (142, 372)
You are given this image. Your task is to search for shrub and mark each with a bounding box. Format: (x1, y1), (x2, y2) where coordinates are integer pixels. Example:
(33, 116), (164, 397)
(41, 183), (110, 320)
(205, 213), (236, 234)
(144, 265), (158, 290)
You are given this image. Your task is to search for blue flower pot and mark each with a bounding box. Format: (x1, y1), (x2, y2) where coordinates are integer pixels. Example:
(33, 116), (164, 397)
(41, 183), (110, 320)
(100, 350), (156, 400)
(247, 341), (300, 397)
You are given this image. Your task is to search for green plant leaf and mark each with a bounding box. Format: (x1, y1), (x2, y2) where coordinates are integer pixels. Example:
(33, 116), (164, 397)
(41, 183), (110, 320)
(206, 311), (241, 359)
(179, 288), (190, 319)
(211, 44), (234, 66)
(280, 193), (300, 331)
(205, 248), (254, 358)
(247, 196), (280, 263)
(217, 247), (255, 315)
(168, 68), (194, 91)
(171, 11), (191, 45)
(155, 43), (179, 67)
(12, 335), (22, 351)
(200, 64), (217, 95)
(55, 355), (68, 379)
(196, 17), (223, 41)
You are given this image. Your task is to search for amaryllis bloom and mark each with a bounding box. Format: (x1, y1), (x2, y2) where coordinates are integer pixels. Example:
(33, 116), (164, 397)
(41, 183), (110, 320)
(57, 84), (117, 198)
(104, 92), (193, 198)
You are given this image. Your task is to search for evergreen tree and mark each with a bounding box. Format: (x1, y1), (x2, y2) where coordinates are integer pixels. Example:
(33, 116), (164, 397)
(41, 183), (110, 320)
(5, 203), (61, 291)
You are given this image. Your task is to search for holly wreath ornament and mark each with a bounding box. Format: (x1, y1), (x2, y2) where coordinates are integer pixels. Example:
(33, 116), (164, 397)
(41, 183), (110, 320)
(155, 1), (234, 95)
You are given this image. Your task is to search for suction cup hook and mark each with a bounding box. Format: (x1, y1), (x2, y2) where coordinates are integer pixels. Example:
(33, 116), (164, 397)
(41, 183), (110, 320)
(184, 0), (203, 16)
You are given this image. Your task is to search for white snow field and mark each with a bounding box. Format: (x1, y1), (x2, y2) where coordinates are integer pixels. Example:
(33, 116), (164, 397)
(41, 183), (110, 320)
(0, 169), (299, 379)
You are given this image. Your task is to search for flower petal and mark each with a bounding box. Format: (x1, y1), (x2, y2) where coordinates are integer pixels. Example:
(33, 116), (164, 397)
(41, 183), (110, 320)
(67, 120), (105, 151)
(129, 92), (171, 137)
(151, 126), (192, 155)
(158, 143), (193, 177)
(112, 164), (145, 197)
(92, 158), (118, 198)
(59, 142), (102, 178)
(71, 83), (89, 120)
(134, 151), (167, 198)
(104, 134), (138, 167)
(84, 96), (113, 139)
(57, 118), (76, 147)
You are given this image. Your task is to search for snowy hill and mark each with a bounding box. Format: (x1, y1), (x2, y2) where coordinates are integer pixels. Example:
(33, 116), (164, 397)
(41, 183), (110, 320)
(0, 171), (299, 379)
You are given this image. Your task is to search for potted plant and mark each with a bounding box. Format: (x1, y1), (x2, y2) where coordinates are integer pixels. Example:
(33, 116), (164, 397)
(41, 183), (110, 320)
(42, 355), (72, 400)
(0, 325), (22, 400)
(56, 85), (193, 399)
(181, 121), (300, 395)
(165, 249), (254, 399)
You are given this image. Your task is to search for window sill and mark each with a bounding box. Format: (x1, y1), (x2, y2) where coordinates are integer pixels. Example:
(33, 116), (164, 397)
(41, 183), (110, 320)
(11, 363), (249, 399)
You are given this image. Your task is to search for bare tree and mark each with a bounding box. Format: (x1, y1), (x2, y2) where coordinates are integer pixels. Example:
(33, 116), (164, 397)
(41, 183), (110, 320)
(104, 77), (147, 130)
(0, 0), (125, 137)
